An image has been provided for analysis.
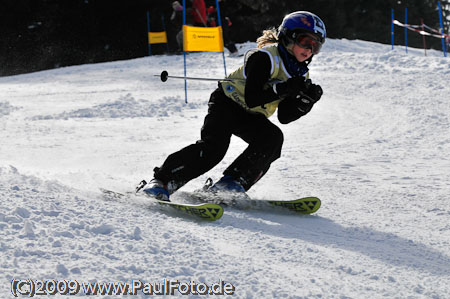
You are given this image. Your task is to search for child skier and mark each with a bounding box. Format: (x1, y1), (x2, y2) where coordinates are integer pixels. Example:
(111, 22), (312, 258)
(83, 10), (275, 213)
(143, 11), (327, 201)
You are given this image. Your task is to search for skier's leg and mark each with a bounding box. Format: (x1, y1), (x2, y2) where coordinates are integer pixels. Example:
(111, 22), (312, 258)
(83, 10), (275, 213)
(151, 89), (237, 194)
(224, 115), (284, 191)
(153, 137), (230, 193)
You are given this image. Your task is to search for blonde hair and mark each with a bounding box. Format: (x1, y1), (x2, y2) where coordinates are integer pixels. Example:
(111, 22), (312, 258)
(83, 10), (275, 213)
(256, 28), (279, 48)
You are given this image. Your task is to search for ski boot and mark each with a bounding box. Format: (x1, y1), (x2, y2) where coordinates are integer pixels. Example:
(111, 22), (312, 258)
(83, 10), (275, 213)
(200, 176), (248, 205)
(208, 176), (246, 193)
(142, 179), (170, 202)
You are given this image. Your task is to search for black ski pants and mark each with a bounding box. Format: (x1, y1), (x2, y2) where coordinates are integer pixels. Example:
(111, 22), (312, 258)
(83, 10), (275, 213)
(154, 87), (284, 191)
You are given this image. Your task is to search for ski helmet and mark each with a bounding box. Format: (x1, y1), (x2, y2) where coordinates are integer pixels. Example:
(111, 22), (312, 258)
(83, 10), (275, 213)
(278, 11), (326, 54)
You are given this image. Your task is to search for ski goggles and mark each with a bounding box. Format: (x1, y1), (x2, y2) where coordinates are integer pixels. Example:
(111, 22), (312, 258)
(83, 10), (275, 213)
(294, 34), (323, 54)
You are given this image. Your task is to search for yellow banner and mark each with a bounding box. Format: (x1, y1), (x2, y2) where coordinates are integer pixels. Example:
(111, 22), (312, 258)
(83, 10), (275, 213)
(148, 31), (168, 44)
(183, 25), (224, 52)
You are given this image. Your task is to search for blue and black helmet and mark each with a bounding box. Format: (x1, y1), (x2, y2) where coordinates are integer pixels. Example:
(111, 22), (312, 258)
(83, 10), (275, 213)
(278, 11), (327, 45)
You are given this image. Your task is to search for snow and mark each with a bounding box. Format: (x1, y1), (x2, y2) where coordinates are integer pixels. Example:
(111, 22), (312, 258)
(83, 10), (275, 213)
(1, 39), (450, 298)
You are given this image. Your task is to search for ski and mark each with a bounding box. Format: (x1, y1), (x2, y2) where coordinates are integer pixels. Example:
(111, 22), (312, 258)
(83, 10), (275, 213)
(186, 190), (321, 215)
(266, 197), (321, 214)
(100, 188), (223, 221)
(190, 178), (321, 215)
(100, 185), (319, 220)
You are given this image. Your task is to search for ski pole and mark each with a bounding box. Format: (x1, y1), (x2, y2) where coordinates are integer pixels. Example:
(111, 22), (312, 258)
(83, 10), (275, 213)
(155, 71), (317, 102)
(156, 70), (288, 87)
(156, 70), (242, 82)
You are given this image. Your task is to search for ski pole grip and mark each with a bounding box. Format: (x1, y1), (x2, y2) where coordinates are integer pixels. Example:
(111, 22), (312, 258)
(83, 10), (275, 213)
(160, 71), (169, 82)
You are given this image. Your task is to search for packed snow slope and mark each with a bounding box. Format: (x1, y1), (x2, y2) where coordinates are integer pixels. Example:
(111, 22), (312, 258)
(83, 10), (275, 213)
(1, 39), (449, 298)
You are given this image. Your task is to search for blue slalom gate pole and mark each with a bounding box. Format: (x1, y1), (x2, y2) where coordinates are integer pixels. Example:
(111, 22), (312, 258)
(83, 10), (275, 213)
(146, 11), (151, 56)
(182, 0), (188, 103)
(438, 1), (447, 57)
(404, 8), (408, 54)
(215, 0), (227, 77)
(391, 9), (394, 50)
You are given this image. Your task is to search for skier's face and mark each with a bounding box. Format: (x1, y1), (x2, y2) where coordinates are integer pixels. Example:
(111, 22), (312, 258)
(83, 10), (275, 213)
(292, 43), (313, 62)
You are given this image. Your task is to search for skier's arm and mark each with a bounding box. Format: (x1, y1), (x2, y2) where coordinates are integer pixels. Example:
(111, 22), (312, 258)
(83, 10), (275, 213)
(277, 83), (323, 124)
(244, 50), (322, 124)
(244, 52), (278, 108)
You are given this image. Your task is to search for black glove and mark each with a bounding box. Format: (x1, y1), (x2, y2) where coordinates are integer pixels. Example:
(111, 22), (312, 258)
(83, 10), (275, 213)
(291, 83), (322, 108)
(295, 83), (322, 113)
(275, 77), (310, 97)
(304, 83), (323, 103)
